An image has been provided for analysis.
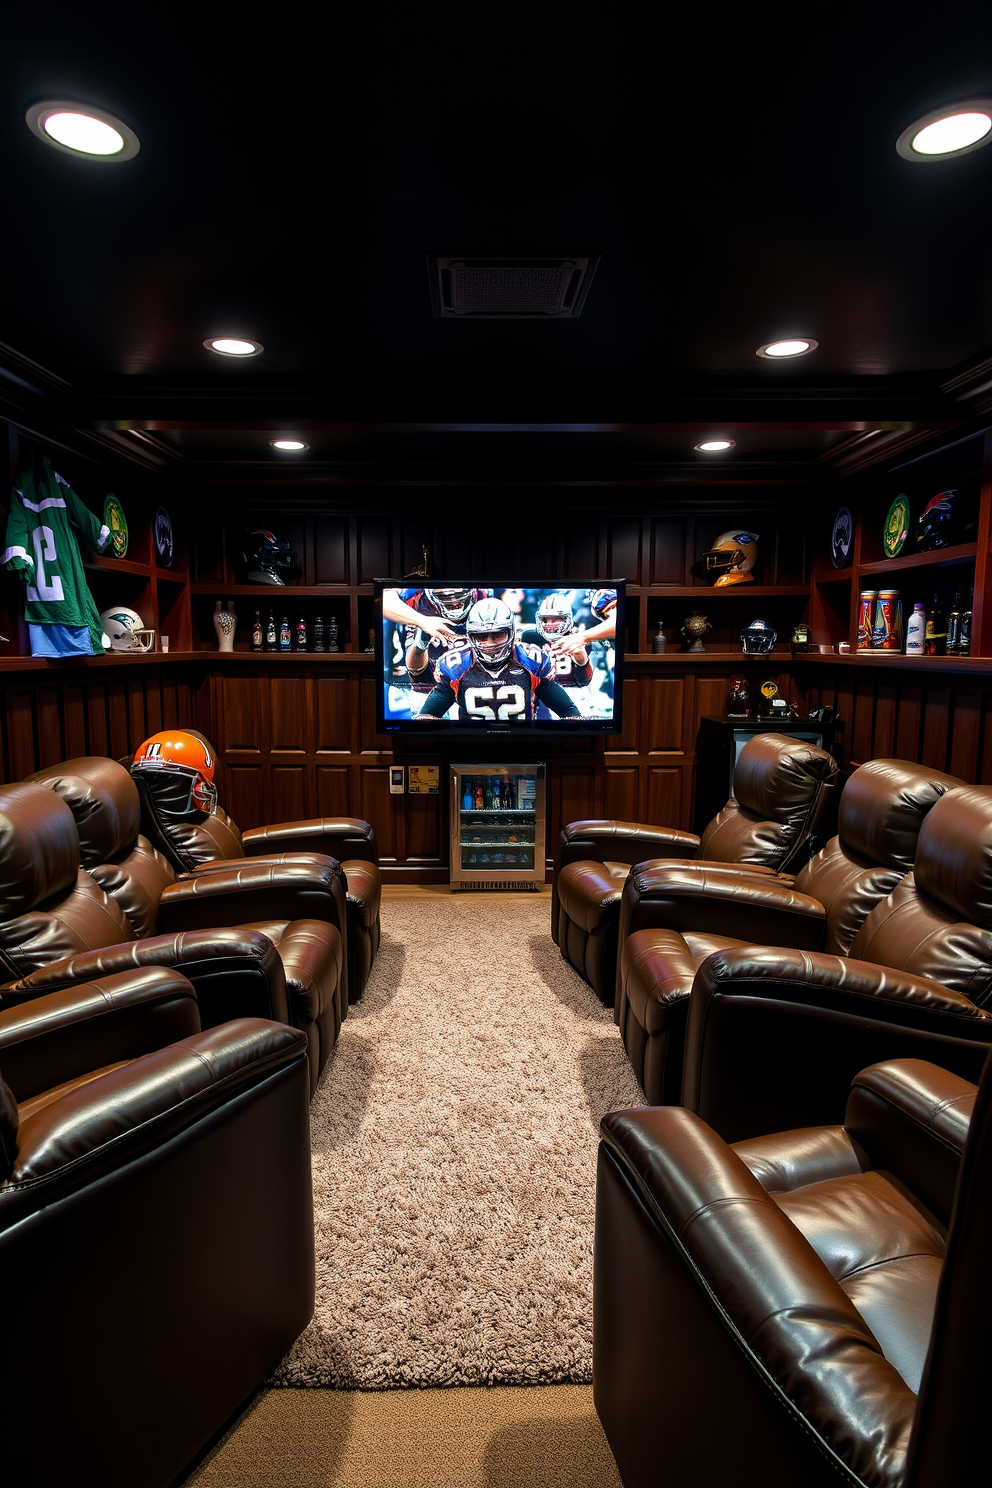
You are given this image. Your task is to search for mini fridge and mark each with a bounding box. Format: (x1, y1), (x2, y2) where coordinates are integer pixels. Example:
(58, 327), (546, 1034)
(449, 763), (546, 890)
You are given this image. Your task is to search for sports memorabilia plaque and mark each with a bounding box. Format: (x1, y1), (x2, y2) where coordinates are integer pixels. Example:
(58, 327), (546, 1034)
(154, 506), (174, 567)
(883, 494), (910, 558)
(103, 495), (128, 558)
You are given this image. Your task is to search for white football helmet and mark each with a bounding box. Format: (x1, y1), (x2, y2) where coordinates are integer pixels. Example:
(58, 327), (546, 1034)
(536, 593), (574, 640)
(425, 587), (477, 621)
(465, 597), (515, 669)
(100, 606), (155, 652)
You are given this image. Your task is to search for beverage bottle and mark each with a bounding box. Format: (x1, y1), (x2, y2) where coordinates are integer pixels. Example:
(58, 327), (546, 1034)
(326, 615), (340, 652)
(959, 588), (973, 656)
(905, 603), (926, 656)
(875, 590), (901, 651)
(461, 779), (473, 810)
(492, 779), (502, 809)
(857, 591), (877, 650)
(252, 609), (263, 652)
(313, 615), (326, 653)
(296, 610), (307, 651)
(474, 782), (484, 810)
(279, 616), (291, 651)
(484, 779), (494, 809)
(924, 594), (947, 656)
(946, 590), (962, 655)
(265, 610), (277, 650)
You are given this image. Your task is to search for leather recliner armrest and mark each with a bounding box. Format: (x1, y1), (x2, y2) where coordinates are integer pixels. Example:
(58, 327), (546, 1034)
(3, 1018), (308, 1229)
(242, 818), (377, 865)
(597, 1105), (917, 1485)
(558, 820), (701, 874)
(682, 946), (992, 1142)
(159, 856), (347, 936)
(845, 1059), (976, 1227)
(0, 967), (200, 1102)
(617, 864), (826, 948)
(0, 927), (291, 1028)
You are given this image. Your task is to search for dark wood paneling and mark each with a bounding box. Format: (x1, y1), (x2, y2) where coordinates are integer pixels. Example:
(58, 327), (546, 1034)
(315, 677), (353, 753)
(647, 767), (681, 825)
(651, 520), (686, 585)
(314, 517), (349, 585)
(604, 766), (639, 820)
(269, 677), (310, 754)
(316, 765), (354, 817)
(643, 677), (685, 753)
(271, 764), (309, 823)
(221, 677), (263, 752)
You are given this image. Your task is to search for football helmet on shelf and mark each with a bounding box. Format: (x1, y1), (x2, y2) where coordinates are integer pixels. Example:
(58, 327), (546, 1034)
(465, 597), (515, 669)
(131, 730), (218, 815)
(704, 530), (759, 586)
(241, 529), (303, 585)
(424, 587), (477, 621)
(99, 606), (155, 652)
(740, 617), (778, 655)
(536, 593), (574, 640)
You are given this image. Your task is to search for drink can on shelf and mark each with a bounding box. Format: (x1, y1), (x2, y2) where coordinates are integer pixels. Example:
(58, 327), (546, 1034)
(873, 590), (902, 651)
(857, 591), (877, 650)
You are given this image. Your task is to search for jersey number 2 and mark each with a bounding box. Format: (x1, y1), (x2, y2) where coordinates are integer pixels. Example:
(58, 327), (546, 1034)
(26, 526), (65, 603)
(463, 684), (526, 720)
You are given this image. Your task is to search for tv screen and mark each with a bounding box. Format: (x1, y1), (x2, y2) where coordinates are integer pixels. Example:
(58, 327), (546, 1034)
(375, 581), (624, 733)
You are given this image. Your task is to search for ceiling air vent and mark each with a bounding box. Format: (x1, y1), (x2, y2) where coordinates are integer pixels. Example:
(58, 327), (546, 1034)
(430, 256), (598, 318)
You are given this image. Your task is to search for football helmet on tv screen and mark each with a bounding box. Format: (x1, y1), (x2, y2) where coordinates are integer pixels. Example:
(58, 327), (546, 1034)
(465, 598), (515, 669)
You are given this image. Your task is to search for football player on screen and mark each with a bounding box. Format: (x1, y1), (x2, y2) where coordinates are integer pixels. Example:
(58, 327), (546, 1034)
(519, 593), (593, 701)
(381, 587), (487, 713)
(415, 598), (581, 721)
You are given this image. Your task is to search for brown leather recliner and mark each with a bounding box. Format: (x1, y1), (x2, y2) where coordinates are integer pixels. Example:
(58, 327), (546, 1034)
(679, 783), (992, 1140)
(25, 754), (352, 1028)
(131, 729), (382, 1002)
(0, 965), (314, 1488)
(617, 758), (965, 1106)
(595, 1054), (991, 1488)
(552, 732), (839, 1001)
(0, 780), (344, 1093)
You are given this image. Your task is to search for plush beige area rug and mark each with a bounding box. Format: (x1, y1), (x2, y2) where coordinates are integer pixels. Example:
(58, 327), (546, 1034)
(274, 897), (643, 1389)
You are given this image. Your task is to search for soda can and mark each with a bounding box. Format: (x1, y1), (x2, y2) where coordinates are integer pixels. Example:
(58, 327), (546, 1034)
(874, 589), (902, 651)
(857, 591), (877, 650)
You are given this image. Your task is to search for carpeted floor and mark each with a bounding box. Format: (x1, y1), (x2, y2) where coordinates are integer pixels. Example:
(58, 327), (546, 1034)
(274, 896), (643, 1389)
(184, 1385), (623, 1487)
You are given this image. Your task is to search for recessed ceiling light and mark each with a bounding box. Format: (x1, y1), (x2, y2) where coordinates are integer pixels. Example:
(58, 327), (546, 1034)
(270, 439), (309, 451)
(25, 100), (139, 160)
(897, 101), (992, 161)
(694, 439), (736, 452)
(757, 338), (818, 359)
(204, 337), (263, 357)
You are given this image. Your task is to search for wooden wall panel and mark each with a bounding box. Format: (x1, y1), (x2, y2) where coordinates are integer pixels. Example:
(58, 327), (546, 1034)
(269, 677), (310, 753)
(357, 519), (390, 584)
(315, 677), (353, 753)
(651, 520), (686, 585)
(316, 765), (354, 817)
(225, 764), (264, 828)
(647, 767), (681, 825)
(949, 690), (982, 782)
(643, 678), (684, 753)
(406, 794), (441, 862)
(270, 765), (309, 822)
(604, 767), (638, 820)
(314, 517), (349, 584)
(361, 767), (395, 859)
(221, 677), (263, 752)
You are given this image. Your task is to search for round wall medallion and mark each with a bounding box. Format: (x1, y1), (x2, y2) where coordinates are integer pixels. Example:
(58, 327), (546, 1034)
(103, 494), (128, 558)
(883, 494), (910, 558)
(154, 506), (174, 567)
(830, 506), (853, 568)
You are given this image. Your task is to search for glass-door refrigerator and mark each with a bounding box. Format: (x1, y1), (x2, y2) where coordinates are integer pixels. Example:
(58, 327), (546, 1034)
(450, 763), (546, 890)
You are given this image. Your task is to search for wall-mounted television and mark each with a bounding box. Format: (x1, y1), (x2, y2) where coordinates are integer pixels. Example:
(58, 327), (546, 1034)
(375, 580), (625, 734)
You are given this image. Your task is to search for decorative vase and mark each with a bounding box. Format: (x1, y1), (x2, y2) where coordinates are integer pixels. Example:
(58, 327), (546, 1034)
(681, 611), (711, 653)
(213, 599), (237, 653)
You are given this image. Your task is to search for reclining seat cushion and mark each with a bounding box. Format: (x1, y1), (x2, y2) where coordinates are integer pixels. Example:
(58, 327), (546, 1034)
(27, 758), (178, 940)
(0, 786), (134, 981)
(850, 787), (992, 1007)
(240, 918), (344, 1086)
(793, 759), (965, 956)
(698, 733), (837, 873)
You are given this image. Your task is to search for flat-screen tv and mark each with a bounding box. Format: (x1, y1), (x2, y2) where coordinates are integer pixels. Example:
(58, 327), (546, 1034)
(375, 580), (625, 734)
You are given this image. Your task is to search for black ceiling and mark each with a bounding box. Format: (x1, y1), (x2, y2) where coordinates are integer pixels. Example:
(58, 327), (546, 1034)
(2, 6), (991, 479)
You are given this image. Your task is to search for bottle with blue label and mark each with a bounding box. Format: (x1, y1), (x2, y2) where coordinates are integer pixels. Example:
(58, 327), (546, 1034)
(462, 779), (473, 810)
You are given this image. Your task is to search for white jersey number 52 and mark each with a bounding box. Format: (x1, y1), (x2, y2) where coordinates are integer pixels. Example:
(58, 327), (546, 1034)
(463, 684), (526, 720)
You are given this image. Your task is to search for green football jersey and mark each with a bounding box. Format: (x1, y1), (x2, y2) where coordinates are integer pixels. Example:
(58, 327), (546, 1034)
(3, 458), (111, 651)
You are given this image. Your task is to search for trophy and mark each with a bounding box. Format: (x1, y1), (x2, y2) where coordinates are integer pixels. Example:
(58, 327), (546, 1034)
(681, 612), (712, 654)
(727, 673), (749, 717)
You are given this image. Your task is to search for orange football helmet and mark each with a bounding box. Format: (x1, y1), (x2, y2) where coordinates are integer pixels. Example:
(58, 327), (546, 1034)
(132, 730), (218, 814)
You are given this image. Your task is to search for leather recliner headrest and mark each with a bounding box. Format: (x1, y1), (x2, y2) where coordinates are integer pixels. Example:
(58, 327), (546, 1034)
(731, 732), (838, 821)
(837, 759), (966, 869)
(26, 757), (141, 866)
(0, 783), (80, 917)
(914, 786), (992, 927)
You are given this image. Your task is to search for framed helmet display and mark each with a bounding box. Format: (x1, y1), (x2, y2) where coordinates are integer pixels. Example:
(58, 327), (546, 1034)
(704, 530), (759, 586)
(99, 605), (155, 651)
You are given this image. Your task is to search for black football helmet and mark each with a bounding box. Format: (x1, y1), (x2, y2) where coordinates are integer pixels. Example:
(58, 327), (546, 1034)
(740, 617), (778, 654)
(241, 529), (303, 585)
